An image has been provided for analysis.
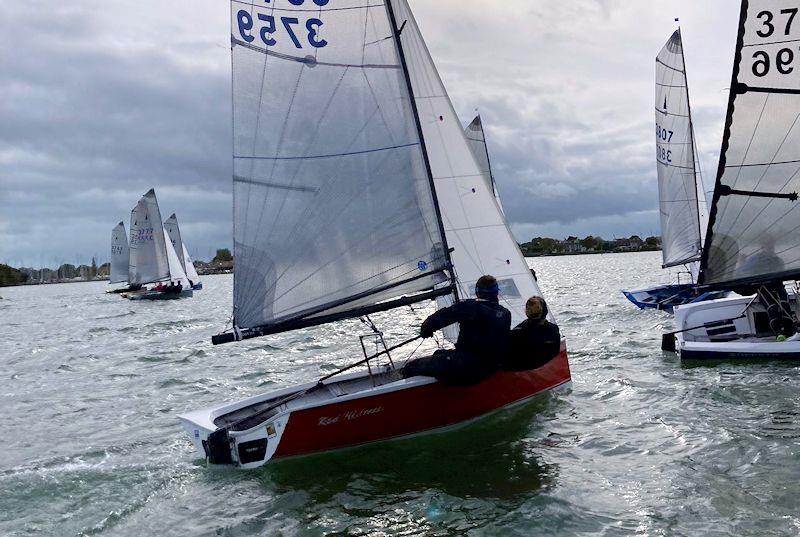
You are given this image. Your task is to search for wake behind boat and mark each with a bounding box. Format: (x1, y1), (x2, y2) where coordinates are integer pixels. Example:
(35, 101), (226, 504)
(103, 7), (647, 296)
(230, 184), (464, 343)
(179, 0), (571, 468)
(667, 0), (800, 361)
(623, 29), (728, 313)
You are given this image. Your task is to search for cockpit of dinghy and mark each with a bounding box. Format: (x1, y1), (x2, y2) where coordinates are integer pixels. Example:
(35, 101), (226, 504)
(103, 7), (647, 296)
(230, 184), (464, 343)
(212, 368), (403, 432)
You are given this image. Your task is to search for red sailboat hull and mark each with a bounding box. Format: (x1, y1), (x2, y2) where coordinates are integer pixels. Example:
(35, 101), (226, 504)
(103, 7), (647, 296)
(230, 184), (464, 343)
(272, 346), (571, 459)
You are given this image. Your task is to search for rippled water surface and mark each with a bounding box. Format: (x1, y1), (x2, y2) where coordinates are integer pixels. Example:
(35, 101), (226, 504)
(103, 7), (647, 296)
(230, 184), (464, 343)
(2, 251), (800, 536)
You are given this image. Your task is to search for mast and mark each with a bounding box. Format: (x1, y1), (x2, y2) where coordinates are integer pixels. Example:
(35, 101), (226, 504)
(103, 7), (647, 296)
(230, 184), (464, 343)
(384, 0), (459, 302)
(700, 0), (747, 287)
(699, 1), (751, 286)
(677, 28), (704, 259)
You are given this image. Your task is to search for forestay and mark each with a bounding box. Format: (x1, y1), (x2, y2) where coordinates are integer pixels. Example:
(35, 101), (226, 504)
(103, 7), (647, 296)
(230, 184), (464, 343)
(393, 0), (546, 328)
(655, 29), (704, 269)
(129, 190), (170, 286)
(701, 1), (800, 286)
(464, 115), (503, 210)
(164, 214), (186, 273)
(109, 222), (130, 284)
(230, 0), (451, 333)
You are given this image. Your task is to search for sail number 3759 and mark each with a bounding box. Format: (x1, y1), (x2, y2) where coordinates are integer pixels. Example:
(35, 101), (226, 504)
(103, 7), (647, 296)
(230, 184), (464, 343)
(237, 2), (328, 49)
(751, 8), (798, 77)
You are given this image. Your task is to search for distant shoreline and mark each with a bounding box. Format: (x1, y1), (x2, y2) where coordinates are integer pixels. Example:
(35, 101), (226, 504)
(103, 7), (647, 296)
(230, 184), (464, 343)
(524, 249), (660, 258)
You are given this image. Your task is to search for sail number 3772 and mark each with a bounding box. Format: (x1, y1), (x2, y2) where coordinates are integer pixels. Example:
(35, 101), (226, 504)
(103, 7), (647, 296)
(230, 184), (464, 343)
(751, 8), (798, 77)
(237, 2), (328, 49)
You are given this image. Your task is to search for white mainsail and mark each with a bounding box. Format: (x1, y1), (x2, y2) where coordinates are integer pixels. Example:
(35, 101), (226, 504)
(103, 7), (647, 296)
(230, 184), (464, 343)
(223, 0), (551, 340)
(163, 213), (186, 273)
(229, 0), (452, 334)
(655, 29), (704, 270)
(394, 0), (546, 328)
(128, 189), (170, 286)
(464, 115), (504, 211)
(109, 221), (130, 284)
(701, 0), (800, 286)
(182, 243), (201, 284)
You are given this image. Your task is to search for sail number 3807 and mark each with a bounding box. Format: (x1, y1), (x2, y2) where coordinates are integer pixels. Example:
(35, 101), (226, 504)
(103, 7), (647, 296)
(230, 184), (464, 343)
(751, 8), (798, 77)
(237, 1), (328, 49)
(656, 123), (673, 164)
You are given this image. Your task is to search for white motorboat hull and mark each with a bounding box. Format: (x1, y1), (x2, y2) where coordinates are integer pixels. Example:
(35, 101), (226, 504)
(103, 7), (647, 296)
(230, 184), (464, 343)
(673, 293), (800, 361)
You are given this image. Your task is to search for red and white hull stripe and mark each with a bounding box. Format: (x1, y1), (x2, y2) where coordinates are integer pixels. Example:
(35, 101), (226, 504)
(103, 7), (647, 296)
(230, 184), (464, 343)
(180, 344), (571, 469)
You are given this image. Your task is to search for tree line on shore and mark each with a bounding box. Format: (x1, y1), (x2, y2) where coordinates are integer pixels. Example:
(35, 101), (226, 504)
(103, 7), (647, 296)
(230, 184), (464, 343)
(0, 249), (236, 287)
(1, 239), (661, 287)
(520, 235), (661, 256)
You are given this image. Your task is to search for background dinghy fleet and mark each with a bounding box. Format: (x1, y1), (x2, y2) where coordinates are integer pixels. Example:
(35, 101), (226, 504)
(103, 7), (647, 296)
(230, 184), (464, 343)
(108, 189), (202, 301)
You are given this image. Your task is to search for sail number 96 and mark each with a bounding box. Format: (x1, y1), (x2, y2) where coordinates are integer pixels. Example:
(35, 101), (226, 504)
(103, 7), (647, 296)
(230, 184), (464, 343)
(751, 8), (799, 77)
(752, 48), (795, 76)
(237, 10), (327, 49)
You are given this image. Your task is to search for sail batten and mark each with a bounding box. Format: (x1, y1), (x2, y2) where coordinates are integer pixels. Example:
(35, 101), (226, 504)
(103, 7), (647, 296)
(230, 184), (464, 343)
(700, 1), (800, 286)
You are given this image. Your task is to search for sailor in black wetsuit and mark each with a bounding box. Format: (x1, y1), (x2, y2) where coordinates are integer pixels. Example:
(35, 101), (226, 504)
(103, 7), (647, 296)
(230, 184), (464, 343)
(504, 296), (561, 371)
(402, 275), (511, 386)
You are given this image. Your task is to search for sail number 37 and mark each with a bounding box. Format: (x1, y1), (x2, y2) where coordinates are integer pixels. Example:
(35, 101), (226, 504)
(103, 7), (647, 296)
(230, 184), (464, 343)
(237, 3), (328, 49)
(751, 8), (799, 77)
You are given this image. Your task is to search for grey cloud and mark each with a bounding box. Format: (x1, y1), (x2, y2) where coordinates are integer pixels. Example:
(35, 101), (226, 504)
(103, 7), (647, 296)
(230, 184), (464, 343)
(0, 0), (741, 265)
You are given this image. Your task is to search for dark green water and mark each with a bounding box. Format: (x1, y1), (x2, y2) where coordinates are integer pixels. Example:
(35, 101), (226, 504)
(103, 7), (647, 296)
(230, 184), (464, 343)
(2, 252), (799, 536)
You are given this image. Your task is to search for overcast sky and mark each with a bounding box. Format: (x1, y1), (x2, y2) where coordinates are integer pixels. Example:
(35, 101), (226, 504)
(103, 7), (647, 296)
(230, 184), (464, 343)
(0, 0), (739, 267)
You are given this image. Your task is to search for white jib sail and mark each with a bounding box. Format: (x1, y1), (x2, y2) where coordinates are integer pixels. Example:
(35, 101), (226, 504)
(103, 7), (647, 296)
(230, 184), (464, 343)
(464, 115), (504, 212)
(110, 221), (130, 284)
(165, 227), (191, 289)
(182, 243), (201, 284)
(128, 189), (170, 286)
(394, 0), (547, 329)
(655, 29), (703, 269)
(163, 213), (187, 273)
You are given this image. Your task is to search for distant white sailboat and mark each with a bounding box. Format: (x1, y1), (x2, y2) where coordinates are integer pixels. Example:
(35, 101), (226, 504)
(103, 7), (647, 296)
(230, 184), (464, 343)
(464, 115), (504, 212)
(182, 244), (202, 290)
(623, 28), (727, 313)
(123, 189), (193, 300)
(164, 213), (202, 290)
(106, 221), (133, 294)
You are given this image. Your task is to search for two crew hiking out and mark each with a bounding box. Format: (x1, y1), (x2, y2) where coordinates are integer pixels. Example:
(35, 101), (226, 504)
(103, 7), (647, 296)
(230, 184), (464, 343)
(403, 275), (561, 385)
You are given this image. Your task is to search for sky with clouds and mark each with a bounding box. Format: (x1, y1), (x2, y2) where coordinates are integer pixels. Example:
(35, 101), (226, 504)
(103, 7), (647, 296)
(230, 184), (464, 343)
(0, 0), (739, 267)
